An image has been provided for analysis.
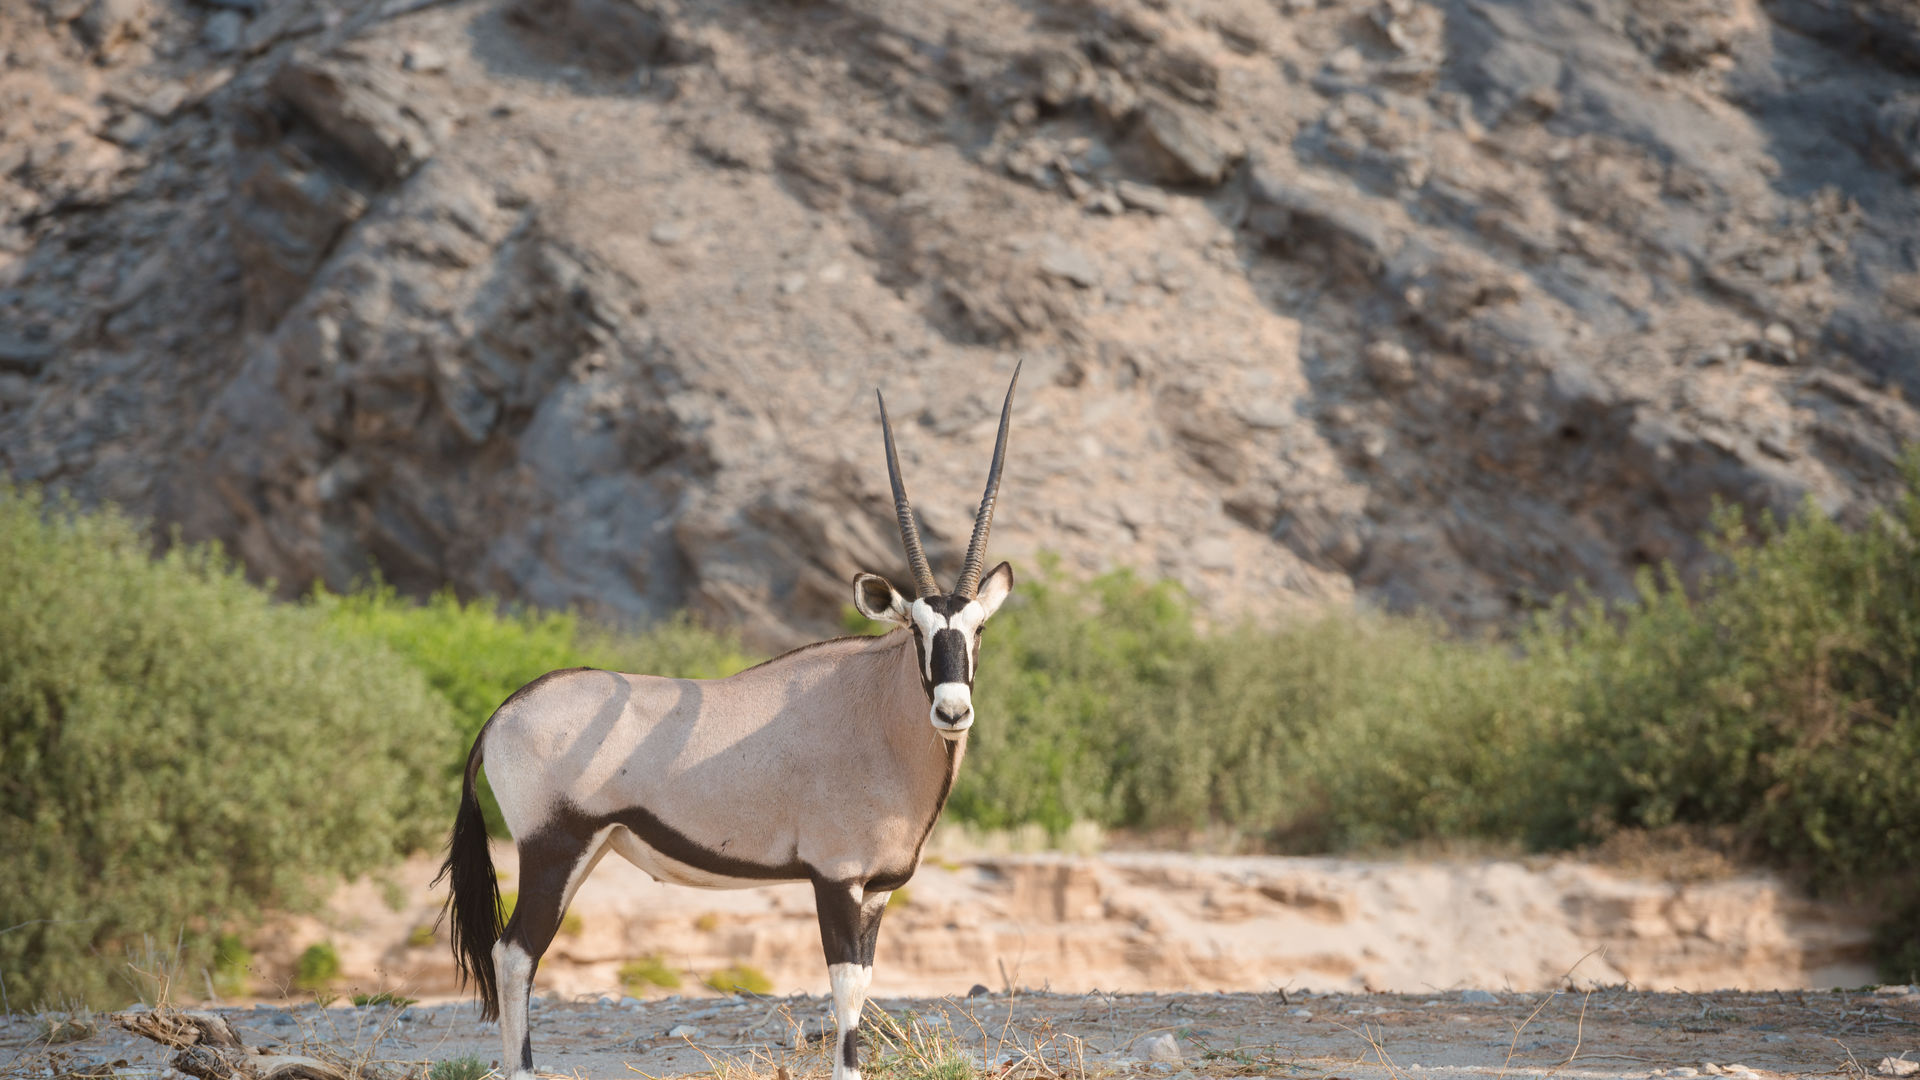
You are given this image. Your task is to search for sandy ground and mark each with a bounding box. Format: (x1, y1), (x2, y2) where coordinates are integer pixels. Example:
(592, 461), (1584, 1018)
(8, 986), (1920, 1080)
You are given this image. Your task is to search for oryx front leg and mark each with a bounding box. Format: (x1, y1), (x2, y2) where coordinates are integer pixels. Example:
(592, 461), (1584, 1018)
(815, 881), (891, 1080)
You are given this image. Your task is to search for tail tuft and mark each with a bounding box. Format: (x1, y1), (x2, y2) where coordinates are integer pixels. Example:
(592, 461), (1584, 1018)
(434, 741), (503, 1021)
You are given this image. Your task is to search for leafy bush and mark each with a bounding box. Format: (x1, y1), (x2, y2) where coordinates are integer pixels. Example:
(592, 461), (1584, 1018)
(0, 487), (453, 1010)
(703, 963), (772, 995)
(619, 954), (682, 993)
(212, 932), (252, 998)
(314, 585), (751, 835)
(955, 562), (1552, 843)
(295, 943), (341, 990)
(1528, 482), (1920, 884)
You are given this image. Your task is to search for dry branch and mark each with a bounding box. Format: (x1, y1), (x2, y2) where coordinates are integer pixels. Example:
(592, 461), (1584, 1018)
(114, 1009), (411, 1080)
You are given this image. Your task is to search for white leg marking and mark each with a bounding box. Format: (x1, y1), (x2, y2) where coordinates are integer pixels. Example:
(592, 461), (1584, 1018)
(829, 961), (875, 1080)
(494, 939), (536, 1080)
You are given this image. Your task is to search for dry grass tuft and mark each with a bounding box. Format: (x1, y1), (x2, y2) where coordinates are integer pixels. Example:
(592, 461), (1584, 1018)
(1586, 825), (1743, 884)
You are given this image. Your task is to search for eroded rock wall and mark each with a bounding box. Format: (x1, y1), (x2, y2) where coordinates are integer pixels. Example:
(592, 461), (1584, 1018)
(271, 849), (1878, 996)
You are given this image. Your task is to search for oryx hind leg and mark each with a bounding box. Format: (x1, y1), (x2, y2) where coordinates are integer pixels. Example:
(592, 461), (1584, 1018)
(814, 880), (892, 1080)
(495, 819), (612, 1080)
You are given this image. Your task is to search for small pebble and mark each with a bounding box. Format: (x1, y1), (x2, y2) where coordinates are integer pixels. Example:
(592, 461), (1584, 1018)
(1459, 989), (1501, 1004)
(1139, 1033), (1182, 1063)
(668, 1024), (703, 1039)
(403, 44), (448, 73)
(1288, 1008), (1312, 1018)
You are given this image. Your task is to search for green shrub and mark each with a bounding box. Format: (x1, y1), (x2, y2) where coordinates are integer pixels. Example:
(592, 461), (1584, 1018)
(0, 487), (453, 1010)
(953, 562), (1552, 843)
(212, 932), (252, 998)
(1525, 481), (1920, 882)
(295, 943), (341, 990)
(314, 585), (750, 835)
(429, 1057), (491, 1080)
(351, 990), (416, 1007)
(703, 963), (772, 996)
(618, 954), (681, 993)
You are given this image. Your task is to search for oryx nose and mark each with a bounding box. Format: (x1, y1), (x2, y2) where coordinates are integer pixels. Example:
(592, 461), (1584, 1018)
(931, 682), (973, 728)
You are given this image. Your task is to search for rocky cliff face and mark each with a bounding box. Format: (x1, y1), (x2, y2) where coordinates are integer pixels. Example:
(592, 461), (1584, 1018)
(3, 0), (1918, 646)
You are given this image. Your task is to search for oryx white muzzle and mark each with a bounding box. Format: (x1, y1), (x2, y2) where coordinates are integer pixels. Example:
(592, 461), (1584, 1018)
(930, 683), (973, 737)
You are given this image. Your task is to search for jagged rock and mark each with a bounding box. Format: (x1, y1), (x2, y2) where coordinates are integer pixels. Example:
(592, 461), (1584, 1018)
(269, 49), (444, 185)
(228, 47), (447, 328)
(508, 0), (703, 74)
(1766, 0), (1920, 73)
(1874, 95), (1920, 181)
(1248, 158), (1399, 282)
(1135, 97), (1244, 185)
(75, 0), (148, 58)
(227, 102), (375, 329)
(0, 335), (53, 376)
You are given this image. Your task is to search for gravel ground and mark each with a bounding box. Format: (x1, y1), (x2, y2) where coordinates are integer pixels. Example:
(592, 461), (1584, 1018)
(7, 987), (1918, 1080)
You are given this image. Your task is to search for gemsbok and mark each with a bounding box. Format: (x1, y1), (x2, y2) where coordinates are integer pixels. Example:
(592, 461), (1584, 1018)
(437, 366), (1023, 1080)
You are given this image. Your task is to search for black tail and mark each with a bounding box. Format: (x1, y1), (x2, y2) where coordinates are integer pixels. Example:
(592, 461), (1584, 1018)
(433, 738), (503, 1021)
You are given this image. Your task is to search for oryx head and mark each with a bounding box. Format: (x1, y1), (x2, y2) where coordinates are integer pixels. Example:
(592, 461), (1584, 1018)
(853, 365), (1020, 741)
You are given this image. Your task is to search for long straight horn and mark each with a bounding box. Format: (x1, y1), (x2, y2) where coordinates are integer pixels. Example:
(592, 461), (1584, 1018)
(877, 389), (941, 599)
(954, 361), (1021, 600)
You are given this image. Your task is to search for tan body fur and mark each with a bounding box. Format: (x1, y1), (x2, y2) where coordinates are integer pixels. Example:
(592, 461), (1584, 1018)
(483, 629), (958, 890)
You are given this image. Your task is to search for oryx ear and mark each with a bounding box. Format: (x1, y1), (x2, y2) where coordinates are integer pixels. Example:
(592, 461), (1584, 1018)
(853, 573), (911, 625)
(975, 561), (1014, 619)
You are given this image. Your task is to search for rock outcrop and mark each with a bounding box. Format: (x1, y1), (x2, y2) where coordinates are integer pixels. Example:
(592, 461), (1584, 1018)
(272, 847), (1879, 996)
(2, 0), (1918, 644)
